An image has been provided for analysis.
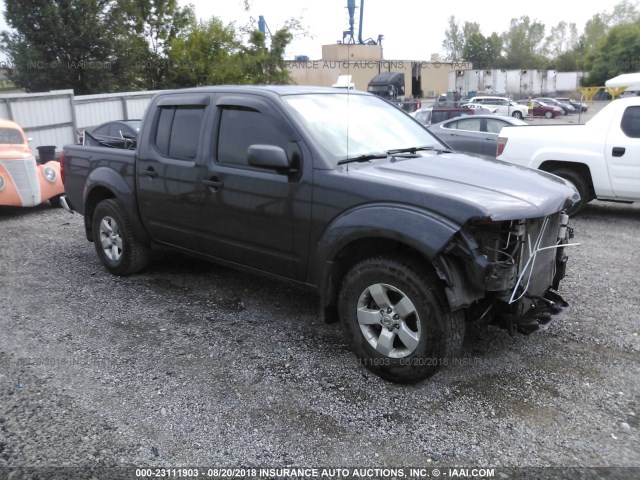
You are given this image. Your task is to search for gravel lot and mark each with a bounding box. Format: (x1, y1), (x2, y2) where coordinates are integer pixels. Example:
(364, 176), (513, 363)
(1, 182), (639, 476)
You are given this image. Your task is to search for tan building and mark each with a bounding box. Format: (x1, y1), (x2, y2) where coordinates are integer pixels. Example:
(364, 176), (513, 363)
(288, 43), (470, 98)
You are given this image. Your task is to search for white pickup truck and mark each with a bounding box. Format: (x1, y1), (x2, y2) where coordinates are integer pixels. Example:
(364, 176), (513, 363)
(497, 96), (640, 213)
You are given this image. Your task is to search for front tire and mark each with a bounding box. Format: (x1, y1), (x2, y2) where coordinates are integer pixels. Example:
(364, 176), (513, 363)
(544, 110), (553, 119)
(338, 256), (464, 383)
(551, 168), (590, 215)
(512, 110), (523, 119)
(92, 199), (150, 276)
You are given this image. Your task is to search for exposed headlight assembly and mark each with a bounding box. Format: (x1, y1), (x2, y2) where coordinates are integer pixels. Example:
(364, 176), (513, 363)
(44, 167), (56, 183)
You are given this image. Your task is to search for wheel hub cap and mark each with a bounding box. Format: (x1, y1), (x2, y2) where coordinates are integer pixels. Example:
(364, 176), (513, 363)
(356, 283), (421, 358)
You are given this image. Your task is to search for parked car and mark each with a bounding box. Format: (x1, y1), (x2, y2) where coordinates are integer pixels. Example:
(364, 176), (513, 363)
(81, 120), (141, 149)
(459, 103), (498, 114)
(465, 96), (529, 119)
(411, 106), (493, 126)
(62, 86), (577, 384)
(428, 114), (528, 157)
(555, 97), (589, 113)
(516, 99), (564, 118)
(535, 98), (576, 115)
(0, 119), (65, 207)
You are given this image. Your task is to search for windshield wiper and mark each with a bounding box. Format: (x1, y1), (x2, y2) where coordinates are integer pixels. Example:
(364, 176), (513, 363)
(387, 145), (453, 155)
(337, 153), (389, 165)
(338, 146), (452, 166)
(386, 146), (436, 154)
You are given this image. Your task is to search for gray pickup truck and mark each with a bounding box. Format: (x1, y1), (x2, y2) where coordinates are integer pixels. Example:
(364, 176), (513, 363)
(61, 86), (578, 383)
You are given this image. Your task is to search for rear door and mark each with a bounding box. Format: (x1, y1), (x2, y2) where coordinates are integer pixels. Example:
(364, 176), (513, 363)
(136, 94), (211, 251)
(606, 105), (640, 200)
(443, 117), (485, 155)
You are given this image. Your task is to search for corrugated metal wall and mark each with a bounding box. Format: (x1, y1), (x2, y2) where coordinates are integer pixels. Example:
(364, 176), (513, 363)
(449, 70), (585, 98)
(0, 90), (156, 157)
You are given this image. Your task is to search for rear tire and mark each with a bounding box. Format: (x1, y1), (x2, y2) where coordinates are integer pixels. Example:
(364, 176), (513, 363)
(550, 168), (589, 215)
(338, 255), (465, 384)
(92, 199), (150, 276)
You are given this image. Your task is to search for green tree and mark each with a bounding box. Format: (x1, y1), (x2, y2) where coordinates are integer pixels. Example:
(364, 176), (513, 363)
(239, 28), (293, 84)
(1, 0), (123, 94)
(581, 20), (640, 86)
(544, 21), (579, 58)
(165, 17), (243, 88)
(501, 16), (547, 69)
(442, 16), (464, 62)
(485, 33), (504, 67)
(609, 0), (640, 26)
(461, 27), (503, 69)
(114, 0), (195, 89)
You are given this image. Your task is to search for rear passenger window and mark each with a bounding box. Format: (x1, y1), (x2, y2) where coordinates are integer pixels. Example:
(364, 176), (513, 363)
(486, 119), (507, 134)
(455, 118), (482, 131)
(217, 107), (289, 167)
(620, 106), (640, 138)
(154, 106), (205, 160)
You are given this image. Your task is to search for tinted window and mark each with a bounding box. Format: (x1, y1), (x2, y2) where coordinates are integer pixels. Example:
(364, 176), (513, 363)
(154, 106), (204, 159)
(443, 120), (459, 130)
(620, 106), (640, 138)
(217, 108), (289, 167)
(0, 128), (24, 144)
(170, 107), (204, 159)
(155, 108), (175, 156)
(431, 111), (448, 124)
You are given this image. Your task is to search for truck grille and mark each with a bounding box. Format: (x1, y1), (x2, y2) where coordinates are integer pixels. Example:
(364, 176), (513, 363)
(0, 158), (41, 206)
(472, 213), (562, 299)
(518, 213), (561, 298)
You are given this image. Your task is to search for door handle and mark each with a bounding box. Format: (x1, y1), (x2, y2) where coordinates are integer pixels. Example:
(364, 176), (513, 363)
(143, 167), (158, 177)
(202, 178), (223, 189)
(612, 147), (625, 157)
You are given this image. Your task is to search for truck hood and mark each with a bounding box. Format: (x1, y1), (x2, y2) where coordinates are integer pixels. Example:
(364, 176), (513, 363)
(350, 152), (578, 222)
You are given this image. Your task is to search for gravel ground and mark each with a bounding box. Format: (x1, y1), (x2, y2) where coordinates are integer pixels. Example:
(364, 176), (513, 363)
(0, 197), (639, 479)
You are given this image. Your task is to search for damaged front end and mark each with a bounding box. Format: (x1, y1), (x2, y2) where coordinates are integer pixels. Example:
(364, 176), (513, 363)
(435, 211), (576, 335)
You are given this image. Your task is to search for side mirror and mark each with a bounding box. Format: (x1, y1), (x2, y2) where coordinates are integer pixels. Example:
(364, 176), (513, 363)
(247, 145), (295, 174)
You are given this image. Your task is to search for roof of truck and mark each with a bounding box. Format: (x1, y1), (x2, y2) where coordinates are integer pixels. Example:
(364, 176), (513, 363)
(160, 85), (368, 97)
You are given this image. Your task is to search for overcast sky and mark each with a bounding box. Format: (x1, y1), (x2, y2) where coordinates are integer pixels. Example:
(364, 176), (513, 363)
(183, 0), (609, 60)
(0, 1), (613, 62)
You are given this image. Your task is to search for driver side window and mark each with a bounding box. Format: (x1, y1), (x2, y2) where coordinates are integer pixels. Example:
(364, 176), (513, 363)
(217, 107), (290, 168)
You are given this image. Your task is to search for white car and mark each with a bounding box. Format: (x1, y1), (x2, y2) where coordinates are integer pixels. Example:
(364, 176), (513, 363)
(460, 103), (498, 114)
(466, 96), (528, 119)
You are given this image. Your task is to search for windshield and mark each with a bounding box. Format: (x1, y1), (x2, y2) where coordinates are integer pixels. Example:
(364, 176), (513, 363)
(283, 93), (445, 165)
(0, 128), (25, 144)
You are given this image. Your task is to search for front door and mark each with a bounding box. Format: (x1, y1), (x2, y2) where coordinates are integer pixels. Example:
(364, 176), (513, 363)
(198, 96), (312, 281)
(606, 105), (640, 200)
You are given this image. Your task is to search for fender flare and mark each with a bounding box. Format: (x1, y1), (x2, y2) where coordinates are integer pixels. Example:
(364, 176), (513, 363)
(83, 167), (150, 244)
(312, 204), (465, 317)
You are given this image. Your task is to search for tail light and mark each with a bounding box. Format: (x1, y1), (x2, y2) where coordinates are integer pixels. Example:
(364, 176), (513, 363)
(496, 137), (508, 157)
(60, 151), (65, 183)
